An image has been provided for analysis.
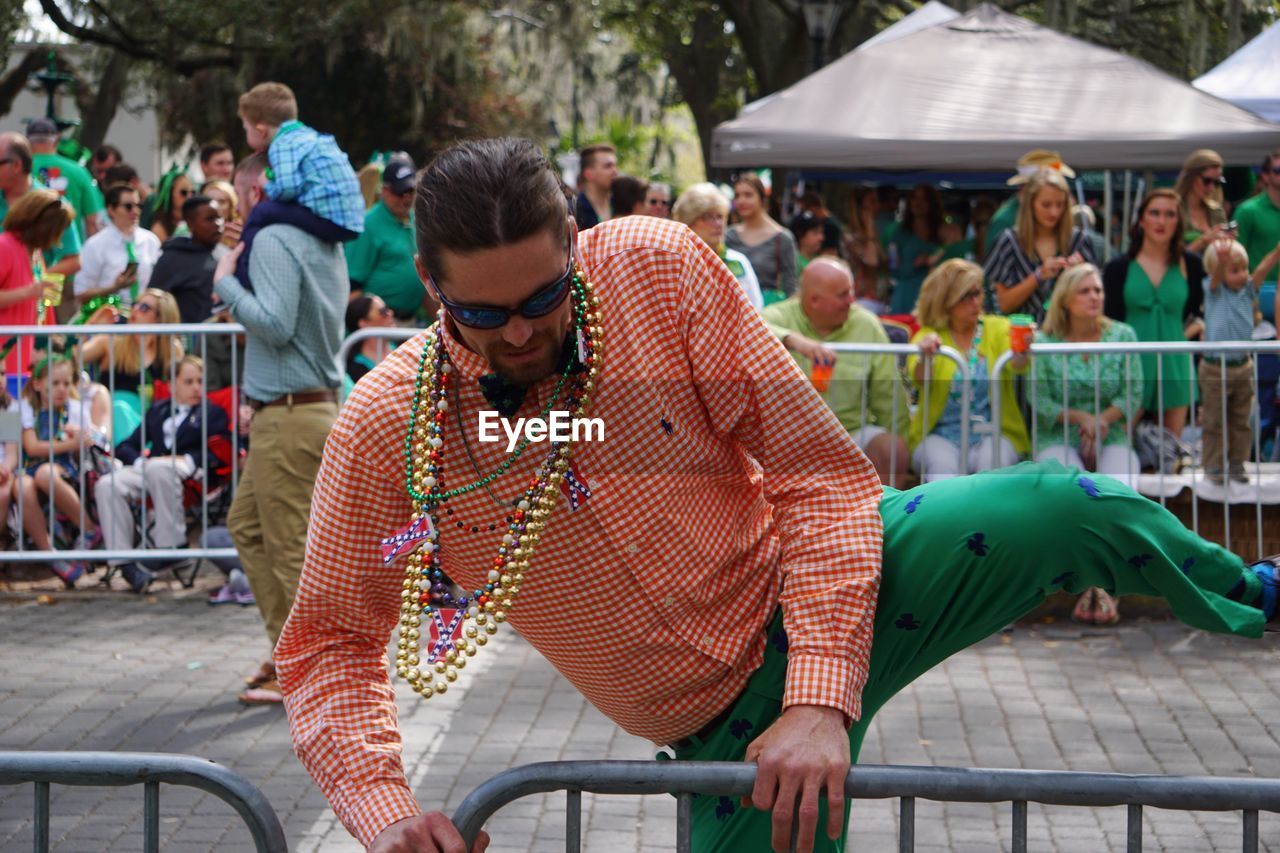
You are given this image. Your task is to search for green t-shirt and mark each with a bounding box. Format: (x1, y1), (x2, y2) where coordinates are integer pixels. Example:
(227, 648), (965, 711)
(345, 201), (421, 315)
(32, 153), (104, 242)
(0, 179), (84, 269)
(760, 297), (910, 436)
(985, 196), (1020, 255)
(1236, 191), (1280, 284)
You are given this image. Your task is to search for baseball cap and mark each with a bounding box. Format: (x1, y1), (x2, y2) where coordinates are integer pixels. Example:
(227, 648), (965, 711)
(1007, 149), (1077, 185)
(26, 117), (59, 139)
(383, 156), (416, 194)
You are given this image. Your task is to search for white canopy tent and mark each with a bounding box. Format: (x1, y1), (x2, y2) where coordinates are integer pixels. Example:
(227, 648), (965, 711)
(860, 1), (960, 50)
(1193, 20), (1280, 123)
(713, 4), (1280, 171)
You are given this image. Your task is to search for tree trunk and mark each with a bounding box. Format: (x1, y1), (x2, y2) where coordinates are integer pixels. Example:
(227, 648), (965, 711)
(0, 50), (53, 121)
(662, 10), (744, 177)
(74, 52), (131, 152)
(1226, 0), (1243, 52)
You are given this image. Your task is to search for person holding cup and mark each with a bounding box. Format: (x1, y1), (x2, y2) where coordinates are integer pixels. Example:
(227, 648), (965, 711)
(983, 169), (1094, 323)
(0, 189), (74, 374)
(908, 259), (1029, 481)
(75, 183), (162, 315)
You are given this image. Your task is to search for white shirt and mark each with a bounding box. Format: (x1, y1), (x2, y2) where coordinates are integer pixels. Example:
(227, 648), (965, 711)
(75, 223), (163, 310)
(19, 397), (107, 449)
(160, 404), (193, 456)
(725, 246), (765, 310)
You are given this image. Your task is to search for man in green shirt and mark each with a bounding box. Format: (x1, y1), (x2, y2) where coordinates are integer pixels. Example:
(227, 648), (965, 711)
(28, 118), (105, 241)
(984, 149), (1076, 255)
(346, 155), (435, 325)
(762, 257), (911, 485)
(0, 132), (81, 280)
(1236, 148), (1280, 323)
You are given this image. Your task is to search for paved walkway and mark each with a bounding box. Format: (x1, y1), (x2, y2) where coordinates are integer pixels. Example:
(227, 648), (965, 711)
(0, 578), (1277, 852)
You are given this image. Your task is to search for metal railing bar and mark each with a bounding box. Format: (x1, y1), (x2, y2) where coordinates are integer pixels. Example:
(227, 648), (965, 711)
(451, 761), (1280, 847)
(1244, 808), (1258, 853)
(675, 792), (692, 853)
(144, 779), (160, 853)
(565, 788), (581, 853)
(1127, 802), (1142, 852)
(899, 795), (914, 853)
(1012, 799), (1027, 853)
(0, 751), (286, 853)
(34, 779), (49, 853)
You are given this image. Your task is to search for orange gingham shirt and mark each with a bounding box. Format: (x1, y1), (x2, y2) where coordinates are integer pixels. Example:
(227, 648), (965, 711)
(275, 216), (884, 847)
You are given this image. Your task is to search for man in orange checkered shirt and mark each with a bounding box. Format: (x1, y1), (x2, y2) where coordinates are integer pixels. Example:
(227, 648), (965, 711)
(276, 139), (1278, 853)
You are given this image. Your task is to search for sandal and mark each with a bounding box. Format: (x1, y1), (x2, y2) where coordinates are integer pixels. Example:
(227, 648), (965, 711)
(1071, 588), (1097, 624)
(1092, 589), (1121, 625)
(244, 661), (275, 689)
(238, 677), (283, 706)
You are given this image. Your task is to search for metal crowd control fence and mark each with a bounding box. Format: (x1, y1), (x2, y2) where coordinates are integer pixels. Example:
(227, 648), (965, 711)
(0, 323), (245, 574)
(0, 751), (287, 852)
(451, 760), (1280, 853)
(991, 339), (1280, 562)
(336, 325), (417, 402)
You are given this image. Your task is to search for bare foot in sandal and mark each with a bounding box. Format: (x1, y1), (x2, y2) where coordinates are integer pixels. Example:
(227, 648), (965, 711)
(244, 661), (275, 688)
(1092, 589), (1121, 625)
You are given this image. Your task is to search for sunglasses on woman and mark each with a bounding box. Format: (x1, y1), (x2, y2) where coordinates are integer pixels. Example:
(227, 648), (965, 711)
(1198, 174), (1225, 187)
(429, 253), (574, 330)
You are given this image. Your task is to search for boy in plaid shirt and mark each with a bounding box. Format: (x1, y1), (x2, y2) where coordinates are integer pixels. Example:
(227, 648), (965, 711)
(234, 82), (364, 291)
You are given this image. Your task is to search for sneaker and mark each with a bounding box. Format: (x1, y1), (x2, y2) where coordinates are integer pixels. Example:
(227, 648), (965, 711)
(234, 589), (256, 606)
(208, 584), (238, 606)
(73, 529), (103, 552)
(1228, 464), (1250, 484)
(49, 560), (84, 589)
(119, 562), (155, 595)
(1251, 556), (1278, 631)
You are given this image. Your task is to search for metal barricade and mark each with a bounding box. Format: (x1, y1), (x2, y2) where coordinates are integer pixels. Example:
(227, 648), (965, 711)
(0, 322), (246, 574)
(451, 760), (1280, 853)
(336, 326), (417, 405)
(991, 339), (1280, 562)
(0, 751), (287, 852)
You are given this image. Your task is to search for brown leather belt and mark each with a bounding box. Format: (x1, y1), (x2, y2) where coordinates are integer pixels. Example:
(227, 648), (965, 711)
(250, 389), (337, 411)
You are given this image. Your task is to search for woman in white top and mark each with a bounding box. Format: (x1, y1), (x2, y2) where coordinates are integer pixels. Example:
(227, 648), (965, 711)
(75, 184), (163, 313)
(672, 182), (764, 309)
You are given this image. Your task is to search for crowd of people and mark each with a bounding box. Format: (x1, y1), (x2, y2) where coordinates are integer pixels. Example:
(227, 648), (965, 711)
(4, 95), (1280, 647)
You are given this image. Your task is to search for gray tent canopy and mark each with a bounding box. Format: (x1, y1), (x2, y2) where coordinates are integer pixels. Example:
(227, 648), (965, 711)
(713, 4), (1280, 171)
(1193, 19), (1280, 123)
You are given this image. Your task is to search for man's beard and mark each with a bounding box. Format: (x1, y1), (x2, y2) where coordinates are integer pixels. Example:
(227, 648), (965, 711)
(483, 329), (565, 386)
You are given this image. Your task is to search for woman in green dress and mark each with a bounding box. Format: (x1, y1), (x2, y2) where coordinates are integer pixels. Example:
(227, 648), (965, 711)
(1102, 189), (1204, 437)
(886, 183), (943, 314)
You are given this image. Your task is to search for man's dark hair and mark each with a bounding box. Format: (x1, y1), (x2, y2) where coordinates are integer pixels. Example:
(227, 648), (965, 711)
(1262, 148), (1280, 174)
(93, 144), (122, 165)
(579, 143), (616, 172)
(610, 175), (648, 217)
(104, 163), (139, 186)
(415, 138), (569, 285)
(182, 194), (214, 220)
(104, 183), (138, 207)
(200, 141), (232, 165)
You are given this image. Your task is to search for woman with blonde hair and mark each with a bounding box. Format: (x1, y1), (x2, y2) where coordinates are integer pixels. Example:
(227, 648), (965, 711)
(77, 288), (185, 444)
(842, 185), (885, 309)
(1174, 149), (1228, 254)
(908, 259), (1029, 481)
(674, 182), (764, 308)
(984, 168), (1094, 321)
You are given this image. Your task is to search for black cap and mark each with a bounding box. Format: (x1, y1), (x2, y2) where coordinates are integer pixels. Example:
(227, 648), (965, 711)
(27, 117), (58, 138)
(383, 156), (416, 194)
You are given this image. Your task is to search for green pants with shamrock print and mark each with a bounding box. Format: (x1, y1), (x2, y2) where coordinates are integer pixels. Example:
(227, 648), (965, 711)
(665, 460), (1266, 853)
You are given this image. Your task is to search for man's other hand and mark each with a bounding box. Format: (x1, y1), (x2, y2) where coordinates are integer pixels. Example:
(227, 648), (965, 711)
(742, 704), (849, 853)
(369, 812), (489, 853)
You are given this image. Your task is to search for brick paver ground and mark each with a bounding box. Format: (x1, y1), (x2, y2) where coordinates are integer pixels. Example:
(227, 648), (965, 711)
(1, 578), (1276, 852)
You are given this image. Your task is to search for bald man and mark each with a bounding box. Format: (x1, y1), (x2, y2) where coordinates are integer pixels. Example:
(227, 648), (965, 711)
(762, 257), (911, 485)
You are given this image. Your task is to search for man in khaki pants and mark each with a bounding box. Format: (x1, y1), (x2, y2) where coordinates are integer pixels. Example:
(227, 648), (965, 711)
(212, 151), (347, 704)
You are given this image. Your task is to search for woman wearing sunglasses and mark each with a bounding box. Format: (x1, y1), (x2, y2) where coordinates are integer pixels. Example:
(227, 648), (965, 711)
(142, 168), (193, 243)
(74, 184), (163, 315)
(1175, 149), (1229, 256)
(77, 288), (185, 444)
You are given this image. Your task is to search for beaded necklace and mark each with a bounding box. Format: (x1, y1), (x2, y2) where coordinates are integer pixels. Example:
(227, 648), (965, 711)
(395, 264), (602, 700)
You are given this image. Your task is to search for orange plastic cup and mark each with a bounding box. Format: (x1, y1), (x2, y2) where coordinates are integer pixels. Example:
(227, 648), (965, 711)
(1008, 314), (1035, 353)
(810, 362), (833, 393)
